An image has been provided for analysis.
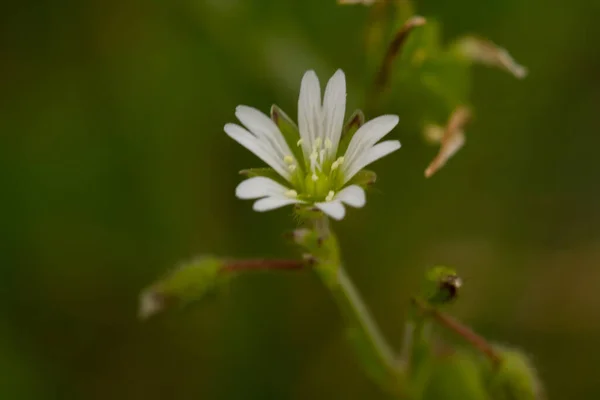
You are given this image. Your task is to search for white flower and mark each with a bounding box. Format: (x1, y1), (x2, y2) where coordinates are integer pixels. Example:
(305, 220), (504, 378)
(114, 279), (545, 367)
(224, 69), (401, 220)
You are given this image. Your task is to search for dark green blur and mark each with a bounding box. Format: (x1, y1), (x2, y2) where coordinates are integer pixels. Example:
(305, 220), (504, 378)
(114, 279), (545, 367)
(1, 0), (599, 398)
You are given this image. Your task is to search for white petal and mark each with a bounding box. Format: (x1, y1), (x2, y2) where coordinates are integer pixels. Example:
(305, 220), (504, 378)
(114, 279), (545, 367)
(235, 105), (294, 161)
(235, 177), (291, 199)
(225, 123), (291, 181)
(315, 201), (346, 220)
(253, 197), (301, 212)
(322, 69), (346, 156)
(343, 140), (401, 183)
(297, 70), (321, 158)
(335, 185), (366, 208)
(343, 115), (399, 175)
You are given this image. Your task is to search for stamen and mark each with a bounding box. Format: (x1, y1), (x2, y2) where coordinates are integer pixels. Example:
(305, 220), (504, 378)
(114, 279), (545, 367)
(283, 155), (295, 164)
(312, 173), (319, 181)
(319, 149), (325, 164)
(297, 139), (303, 147)
(288, 164), (297, 172)
(325, 190), (335, 202)
(309, 151), (318, 162)
(331, 156), (344, 171)
(325, 138), (333, 149)
(285, 189), (298, 198)
(314, 137), (322, 149)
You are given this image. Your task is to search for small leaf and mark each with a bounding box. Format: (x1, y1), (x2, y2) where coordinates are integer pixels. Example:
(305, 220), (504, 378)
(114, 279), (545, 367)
(271, 105), (304, 168)
(139, 256), (226, 319)
(425, 106), (471, 178)
(488, 346), (544, 400)
(453, 36), (528, 79)
(347, 170), (377, 188)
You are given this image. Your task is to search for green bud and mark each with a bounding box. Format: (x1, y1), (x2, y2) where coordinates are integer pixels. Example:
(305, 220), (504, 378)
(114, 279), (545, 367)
(488, 346), (543, 400)
(139, 256), (226, 320)
(422, 266), (462, 306)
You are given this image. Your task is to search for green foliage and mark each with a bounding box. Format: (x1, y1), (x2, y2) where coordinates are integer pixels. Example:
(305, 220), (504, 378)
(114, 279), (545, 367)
(139, 256), (226, 319)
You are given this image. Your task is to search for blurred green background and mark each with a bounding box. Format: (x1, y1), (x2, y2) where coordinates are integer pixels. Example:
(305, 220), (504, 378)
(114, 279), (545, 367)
(2, 0), (600, 398)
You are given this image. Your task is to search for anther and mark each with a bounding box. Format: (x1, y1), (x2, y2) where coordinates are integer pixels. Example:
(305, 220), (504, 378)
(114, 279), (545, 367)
(285, 189), (298, 198)
(284, 155), (295, 164)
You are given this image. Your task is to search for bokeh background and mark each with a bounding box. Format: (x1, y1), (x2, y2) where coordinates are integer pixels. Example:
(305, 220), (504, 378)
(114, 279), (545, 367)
(2, 0), (600, 398)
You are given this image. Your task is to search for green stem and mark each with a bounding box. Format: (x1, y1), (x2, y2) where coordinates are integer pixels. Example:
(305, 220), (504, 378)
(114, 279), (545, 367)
(299, 216), (408, 396)
(317, 263), (407, 395)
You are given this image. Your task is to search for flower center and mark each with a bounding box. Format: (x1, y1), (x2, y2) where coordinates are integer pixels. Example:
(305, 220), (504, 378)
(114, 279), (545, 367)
(282, 137), (347, 202)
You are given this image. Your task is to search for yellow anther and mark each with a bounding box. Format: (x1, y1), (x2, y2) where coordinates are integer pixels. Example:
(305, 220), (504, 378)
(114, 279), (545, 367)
(337, 156), (345, 164)
(297, 138), (303, 147)
(331, 161), (340, 171)
(309, 151), (318, 162)
(325, 190), (335, 202)
(312, 173), (319, 181)
(284, 155), (295, 164)
(285, 189), (298, 198)
(325, 138), (333, 149)
(288, 164), (297, 172)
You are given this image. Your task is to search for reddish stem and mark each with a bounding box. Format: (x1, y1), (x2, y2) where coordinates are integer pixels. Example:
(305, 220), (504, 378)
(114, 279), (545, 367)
(413, 298), (501, 366)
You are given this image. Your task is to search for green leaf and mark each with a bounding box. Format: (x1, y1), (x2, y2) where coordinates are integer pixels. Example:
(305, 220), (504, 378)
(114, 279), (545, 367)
(271, 104), (305, 169)
(347, 170), (377, 188)
(139, 256), (226, 319)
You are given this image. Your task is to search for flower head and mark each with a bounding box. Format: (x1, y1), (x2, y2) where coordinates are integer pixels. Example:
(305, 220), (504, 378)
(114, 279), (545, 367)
(225, 69), (400, 220)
